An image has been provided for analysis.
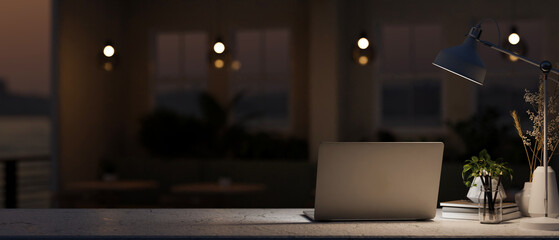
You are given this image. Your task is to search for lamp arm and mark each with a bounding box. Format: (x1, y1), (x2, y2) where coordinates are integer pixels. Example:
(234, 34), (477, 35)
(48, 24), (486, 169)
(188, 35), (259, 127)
(476, 39), (559, 83)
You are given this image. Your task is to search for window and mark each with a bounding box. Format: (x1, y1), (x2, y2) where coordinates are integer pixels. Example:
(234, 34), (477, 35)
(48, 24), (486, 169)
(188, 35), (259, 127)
(382, 78), (441, 126)
(379, 24), (442, 127)
(230, 29), (290, 131)
(0, 0), (51, 207)
(154, 32), (208, 116)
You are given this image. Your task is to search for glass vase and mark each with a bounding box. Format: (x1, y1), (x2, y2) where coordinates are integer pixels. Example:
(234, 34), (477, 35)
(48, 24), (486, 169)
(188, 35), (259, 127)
(478, 178), (503, 224)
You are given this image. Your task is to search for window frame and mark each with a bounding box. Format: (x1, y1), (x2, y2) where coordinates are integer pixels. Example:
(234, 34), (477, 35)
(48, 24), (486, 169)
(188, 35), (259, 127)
(228, 28), (292, 133)
(375, 23), (445, 135)
(150, 31), (209, 117)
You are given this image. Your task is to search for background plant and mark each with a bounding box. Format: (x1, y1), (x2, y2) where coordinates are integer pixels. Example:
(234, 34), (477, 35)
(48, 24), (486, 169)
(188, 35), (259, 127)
(448, 107), (522, 164)
(511, 76), (559, 181)
(139, 92), (308, 160)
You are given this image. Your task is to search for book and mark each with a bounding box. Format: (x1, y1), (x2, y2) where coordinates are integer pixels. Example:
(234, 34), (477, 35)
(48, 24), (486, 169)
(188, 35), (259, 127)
(442, 206), (519, 214)
(440, 200), (521, 221)
(440, 200), (517, 209)
(442, 210), (522, 221)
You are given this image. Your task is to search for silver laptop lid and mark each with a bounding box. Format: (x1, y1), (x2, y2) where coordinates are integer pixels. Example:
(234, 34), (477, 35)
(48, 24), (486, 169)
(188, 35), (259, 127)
(313, 142), (444, 220)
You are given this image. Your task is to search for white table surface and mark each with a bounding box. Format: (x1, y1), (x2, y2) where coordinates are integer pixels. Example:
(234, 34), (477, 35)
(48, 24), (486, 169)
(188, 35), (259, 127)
(1, 209), (559, 239)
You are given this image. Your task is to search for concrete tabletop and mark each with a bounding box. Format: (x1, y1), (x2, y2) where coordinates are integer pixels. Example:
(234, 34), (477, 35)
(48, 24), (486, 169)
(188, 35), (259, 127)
(0, 209), (558, 239)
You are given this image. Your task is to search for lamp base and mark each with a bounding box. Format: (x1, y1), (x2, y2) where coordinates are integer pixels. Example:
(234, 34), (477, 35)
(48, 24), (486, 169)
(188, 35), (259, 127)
(520, 217), (559, 231)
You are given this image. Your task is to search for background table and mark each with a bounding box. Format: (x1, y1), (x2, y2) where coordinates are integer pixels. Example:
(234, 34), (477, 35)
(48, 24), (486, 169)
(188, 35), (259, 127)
(66, 180), (159, 191)
(62, 180), (159, 207)
(1, 209), (559, 239)
(171, 182), (266, 194)
(167, 182), (266, 207)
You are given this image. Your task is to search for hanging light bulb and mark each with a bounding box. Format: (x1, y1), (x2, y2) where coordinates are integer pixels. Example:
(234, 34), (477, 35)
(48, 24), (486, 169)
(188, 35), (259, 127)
(103, 44), (115, 57)
(213, 39), (226, 54)
(508, 33), (520, 45)
(508, 27), (520, 45)
(357, 37), (369, 50)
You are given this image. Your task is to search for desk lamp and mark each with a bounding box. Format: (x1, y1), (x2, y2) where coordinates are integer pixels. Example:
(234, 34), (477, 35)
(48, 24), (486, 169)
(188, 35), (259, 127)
(433, 21), (559, 230)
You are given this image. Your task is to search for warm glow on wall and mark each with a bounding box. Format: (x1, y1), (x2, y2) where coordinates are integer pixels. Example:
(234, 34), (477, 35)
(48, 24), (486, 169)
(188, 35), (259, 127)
(358, 56), (368, 65)
(509, 55), (519, 62)
(231, 60), (241, 71)
(214, 59), (225, 68)
(103, 62), (114, 71)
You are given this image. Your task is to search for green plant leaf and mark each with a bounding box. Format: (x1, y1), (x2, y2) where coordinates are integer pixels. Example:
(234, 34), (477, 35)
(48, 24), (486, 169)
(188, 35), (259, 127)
(463, 164), (472, 173)
(480, 149), (490, 160)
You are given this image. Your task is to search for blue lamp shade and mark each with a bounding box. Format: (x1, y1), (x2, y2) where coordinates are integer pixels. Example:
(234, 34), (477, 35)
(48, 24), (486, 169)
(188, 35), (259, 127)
(432, 36), (487, 85)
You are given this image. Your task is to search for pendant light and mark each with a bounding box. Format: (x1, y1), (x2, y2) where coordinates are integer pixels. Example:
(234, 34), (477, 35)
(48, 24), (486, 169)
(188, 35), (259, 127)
(508, 26), (520, 45)
(501, 0), (527, 62)
(352, 1), (374, 66)
(100, 40), (117, 71)
(103, 44), (115, 57)
(353, 32), (374, 66)
(213, 38), (226, 54)
(209, 0), (230, 69)
(502, 26), (527, 62)
(211, 37), (228, 69)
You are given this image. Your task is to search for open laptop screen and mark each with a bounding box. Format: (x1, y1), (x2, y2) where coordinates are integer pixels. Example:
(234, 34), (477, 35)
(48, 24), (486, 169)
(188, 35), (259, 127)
(311, 142), (444, 221)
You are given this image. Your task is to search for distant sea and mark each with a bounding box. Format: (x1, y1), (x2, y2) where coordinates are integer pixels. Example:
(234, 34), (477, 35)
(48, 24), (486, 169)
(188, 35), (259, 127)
(0, 116), (50, 158)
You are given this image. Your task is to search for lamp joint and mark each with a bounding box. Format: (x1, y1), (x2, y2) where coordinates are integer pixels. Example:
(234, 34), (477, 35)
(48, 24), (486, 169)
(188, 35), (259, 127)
(541, 61), (552, 74)
(468, 25), (482, 39)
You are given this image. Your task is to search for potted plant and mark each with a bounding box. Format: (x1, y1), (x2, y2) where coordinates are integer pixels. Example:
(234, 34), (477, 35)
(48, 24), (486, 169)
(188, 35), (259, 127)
(462, 149), (513, 203)
(511, 78), (559, 217)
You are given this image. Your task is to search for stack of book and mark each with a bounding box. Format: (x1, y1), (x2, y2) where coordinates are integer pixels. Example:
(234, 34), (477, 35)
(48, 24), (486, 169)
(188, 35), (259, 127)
(441, 200), (521, 221)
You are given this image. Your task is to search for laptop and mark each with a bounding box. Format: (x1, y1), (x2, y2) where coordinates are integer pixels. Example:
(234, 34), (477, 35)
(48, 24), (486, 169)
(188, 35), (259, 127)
(305, 142), (444, 221)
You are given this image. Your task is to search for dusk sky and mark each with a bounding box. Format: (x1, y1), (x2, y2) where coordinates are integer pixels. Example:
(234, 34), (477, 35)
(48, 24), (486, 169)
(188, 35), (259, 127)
(0, 0), (50, 97)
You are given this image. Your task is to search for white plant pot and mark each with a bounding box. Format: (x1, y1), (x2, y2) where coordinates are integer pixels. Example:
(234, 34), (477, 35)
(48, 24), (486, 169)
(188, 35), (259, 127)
(467, 177), (506, 203)
(528, 166), (559, 217)
(515, 182), (532, 217)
